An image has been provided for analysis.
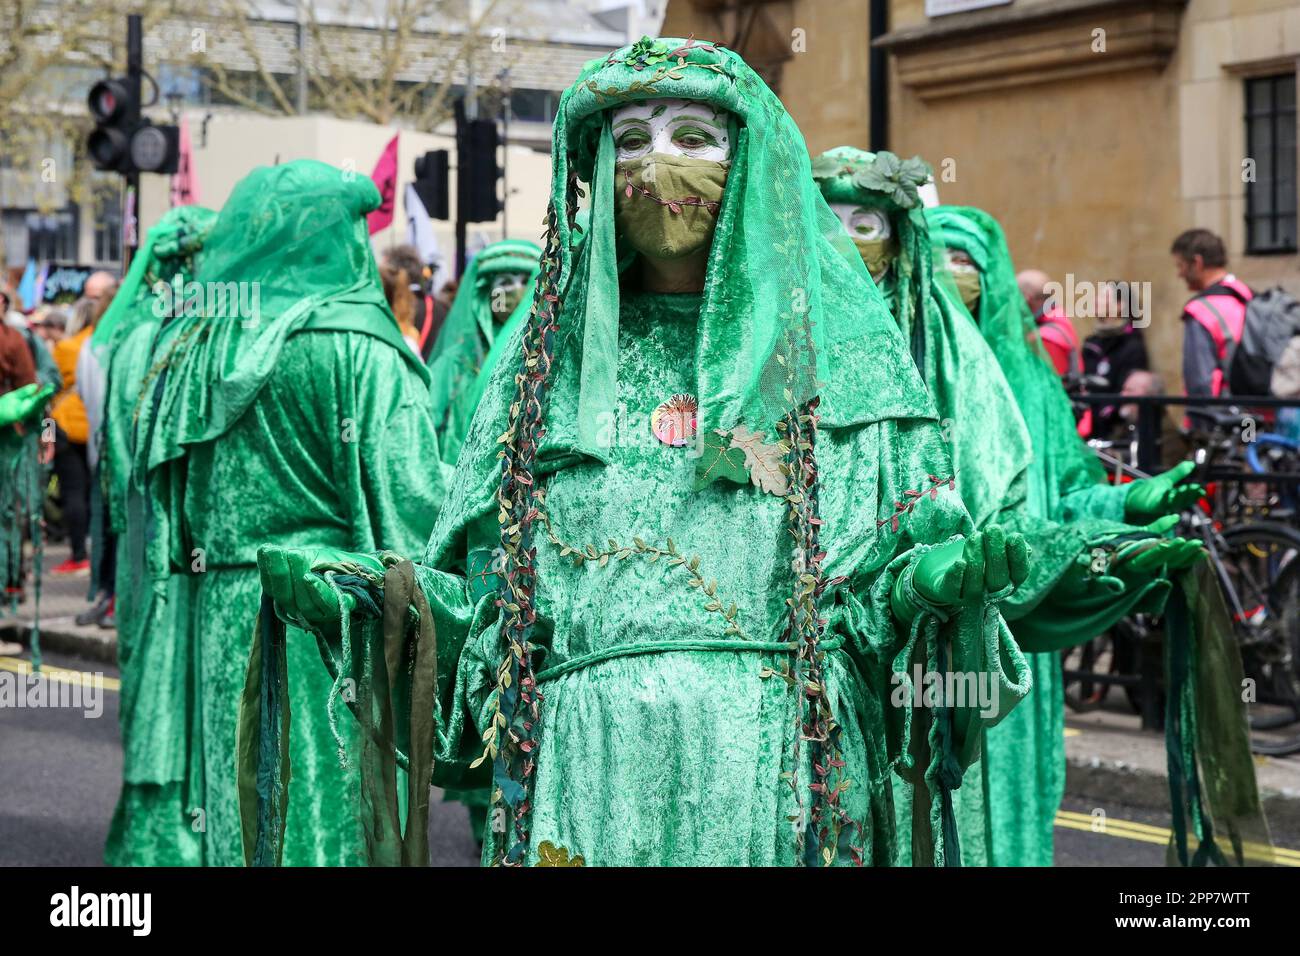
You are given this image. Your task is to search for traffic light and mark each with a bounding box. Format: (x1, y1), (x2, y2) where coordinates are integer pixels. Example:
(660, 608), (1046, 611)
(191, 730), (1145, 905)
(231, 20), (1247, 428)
(461, 117), (502, 223)
(86, 78), (137, 173)
(413, 150), (450, 220)
(88, 76), (181, 176)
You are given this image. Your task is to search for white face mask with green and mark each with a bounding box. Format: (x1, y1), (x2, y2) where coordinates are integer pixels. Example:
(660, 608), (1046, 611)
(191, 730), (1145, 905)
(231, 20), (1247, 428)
(610, 97), (733, 291)
(944, 248), (982, 315)
(829, 202), (896, 282)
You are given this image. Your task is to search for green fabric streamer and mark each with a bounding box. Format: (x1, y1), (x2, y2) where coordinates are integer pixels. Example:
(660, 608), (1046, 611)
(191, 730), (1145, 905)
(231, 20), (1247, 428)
(1163, 561), (1274, 866)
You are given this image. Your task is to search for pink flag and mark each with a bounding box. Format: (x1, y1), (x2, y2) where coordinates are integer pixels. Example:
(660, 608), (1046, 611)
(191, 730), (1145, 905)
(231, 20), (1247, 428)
(170, 115), (201, 207)
(367, 133), (399, 235)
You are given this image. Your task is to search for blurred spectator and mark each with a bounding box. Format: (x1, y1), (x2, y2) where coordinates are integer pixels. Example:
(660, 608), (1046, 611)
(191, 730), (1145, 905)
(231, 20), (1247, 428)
(49, 297), (96, 575)
(1118, 369), (1164, 425)
(29, 308), (67, 347)
(1, 288), (25, 328)
(1083, 280), (1150, 437)
(382, 244), (447, 361)
(0, 304), (36, 653)
(1018, 268), (1082, 378)
(380, 264), (421, 354)
(75, 272), (118, 624)
(1171, 228), (1252, 398)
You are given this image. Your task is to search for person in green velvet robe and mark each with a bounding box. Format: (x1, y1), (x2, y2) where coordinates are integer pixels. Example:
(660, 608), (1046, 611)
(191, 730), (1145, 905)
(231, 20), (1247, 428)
(240, 38), (1048, 869)
(814, 148), (1208, 866)
(928, 204), (1273, 866)
(95, 206), (215, 865)
(426, 239), (540, 465)
(105, 162), (445, 866)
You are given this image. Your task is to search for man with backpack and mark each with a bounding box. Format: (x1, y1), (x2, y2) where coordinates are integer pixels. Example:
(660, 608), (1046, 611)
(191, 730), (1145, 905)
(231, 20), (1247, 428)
(1173, 228), (1300, 416)
(1172, 228), (1254, 398)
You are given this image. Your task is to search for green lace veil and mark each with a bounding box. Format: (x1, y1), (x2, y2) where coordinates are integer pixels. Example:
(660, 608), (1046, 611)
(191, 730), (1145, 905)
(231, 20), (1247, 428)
(813, 147), (934, 370)
(534, 38), (930, 465)
(813, 148), (1033, 530)
(93, 205), (216, 526)
(143, 160), (426, 471)
(91, 205), (217, 361)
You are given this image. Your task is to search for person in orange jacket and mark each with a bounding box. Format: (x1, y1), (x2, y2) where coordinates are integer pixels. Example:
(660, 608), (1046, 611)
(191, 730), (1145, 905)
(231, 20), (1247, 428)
(49, 294), (100, 575)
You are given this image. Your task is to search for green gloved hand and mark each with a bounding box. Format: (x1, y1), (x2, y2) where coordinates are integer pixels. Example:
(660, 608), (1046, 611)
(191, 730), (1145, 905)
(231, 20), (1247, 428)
(257, 544), (385, 633)
(1111, 536), (1205, 574)
(893, 527), (1031, 622)
(0, 383), (54, 428)
(1124, 460), (1205, 524)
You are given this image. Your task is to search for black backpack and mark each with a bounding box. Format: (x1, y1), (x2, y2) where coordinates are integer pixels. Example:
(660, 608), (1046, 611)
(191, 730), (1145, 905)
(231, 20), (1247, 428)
(1216, 286), (1300, 396)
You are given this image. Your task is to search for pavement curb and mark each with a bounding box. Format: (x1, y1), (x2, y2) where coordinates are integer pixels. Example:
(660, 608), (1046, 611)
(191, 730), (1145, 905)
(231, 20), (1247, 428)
(0, 621), (117, 666)
(1066, 751), (1300, 835)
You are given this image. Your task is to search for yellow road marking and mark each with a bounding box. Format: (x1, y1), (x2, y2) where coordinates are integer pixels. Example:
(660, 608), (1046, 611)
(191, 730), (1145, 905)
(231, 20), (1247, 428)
(1056, 809), (1300, 866)
(1063, 727), (1081, 738)
(0, 656), (120, 692)
(4, 654), (1299, 867)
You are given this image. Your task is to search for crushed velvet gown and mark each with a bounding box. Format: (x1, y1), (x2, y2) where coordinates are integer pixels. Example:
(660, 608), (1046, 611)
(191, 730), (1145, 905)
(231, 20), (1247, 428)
(272, 290), (1034, 866)
(106, 328), (442, 866)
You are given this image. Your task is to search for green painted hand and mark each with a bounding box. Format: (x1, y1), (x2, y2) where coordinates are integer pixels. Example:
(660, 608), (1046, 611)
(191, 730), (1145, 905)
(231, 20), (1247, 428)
(256, 544), (384, 632)
(0, 383), (54, 427)
(1124, 460), (1205, 524)
(911, 526), (1031, 610)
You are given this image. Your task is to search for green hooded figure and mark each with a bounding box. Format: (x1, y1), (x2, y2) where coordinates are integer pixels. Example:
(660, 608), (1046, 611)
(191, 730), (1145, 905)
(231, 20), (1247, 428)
(96, 205), (215, 865)
(426, 239), (541, 465)
(929, 204), (1273, 867)
(814, 149), (1216, 866)
(243, 38), (1041, 868)
(106, 161), (445, 866)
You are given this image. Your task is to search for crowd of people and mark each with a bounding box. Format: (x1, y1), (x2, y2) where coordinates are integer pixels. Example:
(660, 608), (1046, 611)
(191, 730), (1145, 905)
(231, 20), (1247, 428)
(0, 37), (1276, 867)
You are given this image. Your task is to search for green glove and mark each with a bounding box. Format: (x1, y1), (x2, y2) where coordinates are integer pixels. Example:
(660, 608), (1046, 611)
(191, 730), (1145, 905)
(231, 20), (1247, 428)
(892, 527), (1031, 622)
(1112, 536), (1205, 573)
(1124, 460), (1205, 524)
(257, 544), (385, 633)
(0, 383), (54, 428)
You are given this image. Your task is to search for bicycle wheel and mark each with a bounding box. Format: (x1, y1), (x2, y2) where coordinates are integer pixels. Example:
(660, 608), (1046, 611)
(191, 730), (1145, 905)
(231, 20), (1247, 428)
(1218, 522), (1300, 755)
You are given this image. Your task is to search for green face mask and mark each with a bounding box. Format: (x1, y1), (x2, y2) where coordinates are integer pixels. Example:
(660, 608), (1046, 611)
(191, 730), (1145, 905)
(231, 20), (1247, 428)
(614, 152), (729, 260)
(950, 269), (981, 315)
(852, 236), (897, 283)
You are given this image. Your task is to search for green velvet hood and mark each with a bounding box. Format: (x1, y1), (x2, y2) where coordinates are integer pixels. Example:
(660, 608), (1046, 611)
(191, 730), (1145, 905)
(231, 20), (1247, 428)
(144, 160), (427, 471)
(530, 37), (933, 467)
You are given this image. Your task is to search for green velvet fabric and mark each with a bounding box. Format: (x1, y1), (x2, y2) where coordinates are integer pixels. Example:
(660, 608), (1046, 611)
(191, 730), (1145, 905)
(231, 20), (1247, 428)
(426, 239), (540, 465)
(811, 165), (1172, 866)
(924, 205), (1241, 867)
(106, 164), (445, 866)
(241, 39), (1037, 867)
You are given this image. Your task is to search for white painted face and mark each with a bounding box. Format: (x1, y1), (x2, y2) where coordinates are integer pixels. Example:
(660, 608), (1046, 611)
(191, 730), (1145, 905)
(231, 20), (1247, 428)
(611, 97), (731, 162)
(944, 248), (977, 274)
(828, 202), (892, 242)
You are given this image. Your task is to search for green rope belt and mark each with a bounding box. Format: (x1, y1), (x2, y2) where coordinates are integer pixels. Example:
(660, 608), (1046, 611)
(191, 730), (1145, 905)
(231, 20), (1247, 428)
(534, 635), (846, 683)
